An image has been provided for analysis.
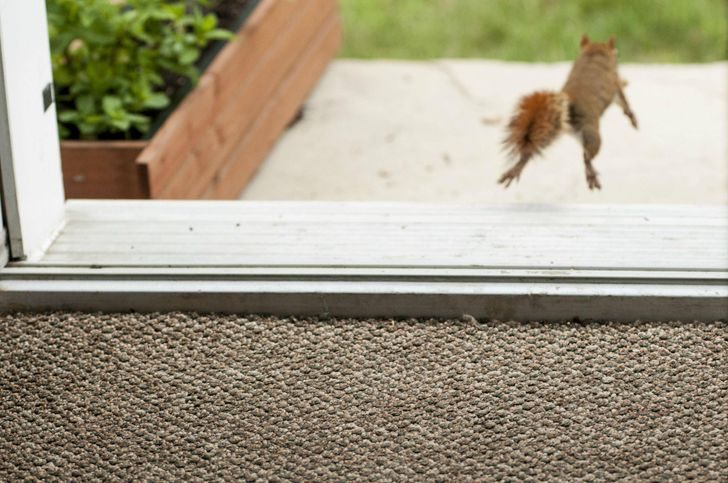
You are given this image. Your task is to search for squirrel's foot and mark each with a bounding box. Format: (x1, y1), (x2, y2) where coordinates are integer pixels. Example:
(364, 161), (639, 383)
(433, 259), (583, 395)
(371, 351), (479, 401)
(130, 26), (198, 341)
(585, 168), (602, 190)
(627, 112), (638, 129)
(498, 172), (519, 188)
(498, 165), (525, 188)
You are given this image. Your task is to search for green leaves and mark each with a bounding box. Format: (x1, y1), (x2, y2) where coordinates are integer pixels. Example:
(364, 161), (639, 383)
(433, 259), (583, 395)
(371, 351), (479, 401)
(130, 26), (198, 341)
(102, 96), (122, 114)
(47, 0), (232, 140)
(76, 95), (95, 115)
(144, 93), (170, 109)
(179, 47), (200, 65)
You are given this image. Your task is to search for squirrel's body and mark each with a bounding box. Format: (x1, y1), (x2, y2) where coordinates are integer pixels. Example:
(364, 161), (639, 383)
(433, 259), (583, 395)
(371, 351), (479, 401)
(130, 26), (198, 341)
(500, 35), (638, 190)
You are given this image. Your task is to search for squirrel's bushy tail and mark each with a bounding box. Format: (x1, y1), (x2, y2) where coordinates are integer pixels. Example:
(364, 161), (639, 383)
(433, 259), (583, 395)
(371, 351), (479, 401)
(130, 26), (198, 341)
(503, 91), (569, 162)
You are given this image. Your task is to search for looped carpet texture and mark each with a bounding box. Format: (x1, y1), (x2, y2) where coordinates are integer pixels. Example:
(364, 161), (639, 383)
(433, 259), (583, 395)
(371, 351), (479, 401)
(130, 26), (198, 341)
(1, 312), (726, 481)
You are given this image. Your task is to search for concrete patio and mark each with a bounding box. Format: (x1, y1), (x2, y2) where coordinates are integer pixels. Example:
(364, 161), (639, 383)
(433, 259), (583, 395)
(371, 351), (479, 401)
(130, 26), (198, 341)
(240, 60), (727, 204)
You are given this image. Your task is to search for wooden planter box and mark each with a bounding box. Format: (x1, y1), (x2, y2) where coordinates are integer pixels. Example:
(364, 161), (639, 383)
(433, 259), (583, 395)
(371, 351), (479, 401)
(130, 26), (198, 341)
(62, 0), (341, 199)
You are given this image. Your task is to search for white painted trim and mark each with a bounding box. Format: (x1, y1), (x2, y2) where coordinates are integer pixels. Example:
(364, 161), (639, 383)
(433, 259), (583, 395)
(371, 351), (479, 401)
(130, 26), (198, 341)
(0, 0), (65, 260)
(0, 278), (725, 321)
(33, 201), (728, 271)
(0, 218), (7, 267)
(4, 266), (725, 281)
(0, 14), (22, 258)
(1, 201), (725, 321)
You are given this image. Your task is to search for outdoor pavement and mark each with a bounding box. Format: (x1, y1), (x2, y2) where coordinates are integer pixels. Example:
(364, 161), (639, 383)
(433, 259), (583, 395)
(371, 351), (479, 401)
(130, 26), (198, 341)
(240, 60), (727, 204)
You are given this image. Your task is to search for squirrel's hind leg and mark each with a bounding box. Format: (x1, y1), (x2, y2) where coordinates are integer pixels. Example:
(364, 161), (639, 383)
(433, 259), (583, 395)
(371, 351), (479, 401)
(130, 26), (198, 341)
(615, 83), (638, 129)
(581, 125), (602, 190)
(498, 154), (531, 188)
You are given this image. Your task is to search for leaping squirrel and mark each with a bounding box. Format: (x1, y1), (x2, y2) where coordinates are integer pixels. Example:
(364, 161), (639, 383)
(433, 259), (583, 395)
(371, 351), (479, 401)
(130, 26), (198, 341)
(500, 35), (638, 190)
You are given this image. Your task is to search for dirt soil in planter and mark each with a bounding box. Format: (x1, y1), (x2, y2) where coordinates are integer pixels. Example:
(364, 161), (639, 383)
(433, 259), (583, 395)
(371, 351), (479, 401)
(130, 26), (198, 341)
(213, 0), (255, 30)
(154, 0), (256, 136)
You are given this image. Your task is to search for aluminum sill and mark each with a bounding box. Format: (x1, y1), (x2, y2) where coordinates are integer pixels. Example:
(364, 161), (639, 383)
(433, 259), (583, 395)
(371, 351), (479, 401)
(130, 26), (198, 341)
(0, 200), (726, 321)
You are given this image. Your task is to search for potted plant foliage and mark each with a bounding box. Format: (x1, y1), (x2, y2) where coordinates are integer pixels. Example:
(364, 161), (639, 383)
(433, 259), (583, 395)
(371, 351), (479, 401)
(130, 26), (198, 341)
(50, 0), (341, 198)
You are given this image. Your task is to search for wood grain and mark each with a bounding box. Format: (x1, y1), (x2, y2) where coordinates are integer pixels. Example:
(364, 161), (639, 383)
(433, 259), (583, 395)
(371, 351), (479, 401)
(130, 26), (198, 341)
(156, 0), (338, 199)
(61, 141), (150, 199)
(203, 11), (342, 199)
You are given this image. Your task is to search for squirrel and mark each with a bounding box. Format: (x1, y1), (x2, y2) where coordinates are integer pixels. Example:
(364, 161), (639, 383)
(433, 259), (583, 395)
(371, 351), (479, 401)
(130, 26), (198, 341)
(499, 34), (638, 190)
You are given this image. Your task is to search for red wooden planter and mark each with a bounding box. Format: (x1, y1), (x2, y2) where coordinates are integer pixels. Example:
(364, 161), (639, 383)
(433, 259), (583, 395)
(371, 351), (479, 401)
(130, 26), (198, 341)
(61, 0), (342, 199)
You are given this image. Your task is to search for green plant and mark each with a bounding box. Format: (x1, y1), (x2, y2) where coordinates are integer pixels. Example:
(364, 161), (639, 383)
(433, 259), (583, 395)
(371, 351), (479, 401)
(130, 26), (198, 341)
(47, 0), (232, 140)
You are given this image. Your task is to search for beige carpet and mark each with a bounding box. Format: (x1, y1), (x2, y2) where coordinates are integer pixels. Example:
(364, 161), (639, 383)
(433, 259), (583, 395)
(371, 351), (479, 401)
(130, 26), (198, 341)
(1, 313), (726, 481)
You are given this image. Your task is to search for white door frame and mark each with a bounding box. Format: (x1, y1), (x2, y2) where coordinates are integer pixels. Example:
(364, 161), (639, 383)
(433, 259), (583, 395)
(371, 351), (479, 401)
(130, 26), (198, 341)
(0, 0), (65, 261)
(0, 23), (23, 259)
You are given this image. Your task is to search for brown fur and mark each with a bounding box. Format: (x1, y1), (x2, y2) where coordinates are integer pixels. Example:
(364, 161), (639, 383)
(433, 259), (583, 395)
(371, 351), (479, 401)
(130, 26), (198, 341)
(499, 35), (638, 190)
(503, 91), (568, 162)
